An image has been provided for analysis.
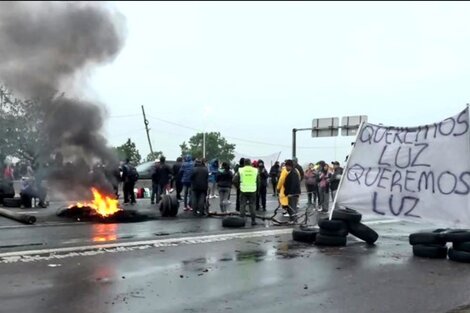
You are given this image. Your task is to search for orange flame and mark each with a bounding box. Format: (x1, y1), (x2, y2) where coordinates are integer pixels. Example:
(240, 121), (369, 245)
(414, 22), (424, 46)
(69, 188), (121, 217)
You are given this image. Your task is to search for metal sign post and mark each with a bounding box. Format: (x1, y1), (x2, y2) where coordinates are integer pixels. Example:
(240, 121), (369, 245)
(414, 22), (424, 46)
(291, 115), (367, 159)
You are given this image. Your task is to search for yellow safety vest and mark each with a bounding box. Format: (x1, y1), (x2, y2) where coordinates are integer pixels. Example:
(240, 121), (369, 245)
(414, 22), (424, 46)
(239, 166), (257, 193)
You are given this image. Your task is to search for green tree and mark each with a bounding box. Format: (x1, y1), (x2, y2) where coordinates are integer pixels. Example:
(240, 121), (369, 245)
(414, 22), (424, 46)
(0, 86), (45, 165)
(180, 132), (236, 162)
(145, 151), (164, 162)
(113, 138), (141, 165)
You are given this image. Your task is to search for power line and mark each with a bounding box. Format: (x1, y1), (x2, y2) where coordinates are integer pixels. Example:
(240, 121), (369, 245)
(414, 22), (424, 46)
(113, 114), (346, 150)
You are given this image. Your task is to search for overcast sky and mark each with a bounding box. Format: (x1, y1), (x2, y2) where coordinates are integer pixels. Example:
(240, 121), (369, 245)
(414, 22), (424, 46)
(90, 1), (470, 165)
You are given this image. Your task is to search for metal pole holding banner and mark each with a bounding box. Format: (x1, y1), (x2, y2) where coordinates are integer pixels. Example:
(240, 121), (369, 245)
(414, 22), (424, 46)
(329, 121), (365, 220)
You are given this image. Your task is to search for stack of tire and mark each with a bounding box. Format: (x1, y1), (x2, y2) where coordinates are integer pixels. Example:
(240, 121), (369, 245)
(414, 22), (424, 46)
(292, 208), (379, 246)
(2, 197), (22, 208)
(409, 229), (470, 263)
(159, 194), (179, 217)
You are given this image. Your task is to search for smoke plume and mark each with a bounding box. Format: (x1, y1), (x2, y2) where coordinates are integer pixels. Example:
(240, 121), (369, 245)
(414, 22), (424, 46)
(0, 2), (126, 199)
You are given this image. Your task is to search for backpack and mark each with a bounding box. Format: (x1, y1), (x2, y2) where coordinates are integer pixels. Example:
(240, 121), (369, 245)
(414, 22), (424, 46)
(126, 165), (139, 182)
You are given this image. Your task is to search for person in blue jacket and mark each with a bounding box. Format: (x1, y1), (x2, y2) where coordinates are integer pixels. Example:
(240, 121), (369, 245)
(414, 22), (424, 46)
(179, 154), (194, 211)
(208, 158), (219, 199)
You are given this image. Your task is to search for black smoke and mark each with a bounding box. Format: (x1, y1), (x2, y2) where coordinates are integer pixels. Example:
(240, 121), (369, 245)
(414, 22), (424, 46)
(0, 2), (126, 199)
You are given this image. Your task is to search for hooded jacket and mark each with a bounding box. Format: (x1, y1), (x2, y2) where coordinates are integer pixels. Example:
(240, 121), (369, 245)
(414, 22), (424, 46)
(216, 167), (233, 189)
(208, 159), (219, 183)
(277, 167), (301, 206)
(191, 161), (209, 191)
(179, 155), (194, 184)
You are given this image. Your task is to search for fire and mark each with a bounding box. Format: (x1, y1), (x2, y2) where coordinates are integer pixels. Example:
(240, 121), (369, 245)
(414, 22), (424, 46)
(70, 188), (121, 217)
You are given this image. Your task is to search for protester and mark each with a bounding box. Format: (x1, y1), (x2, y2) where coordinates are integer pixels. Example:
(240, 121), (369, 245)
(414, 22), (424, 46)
(208, 159), (219, 199)
(233, 158), (259, 226)
(304, 163), (319, 207)
(292, 157), (304, 181)
(190, 159), (209, 216)
(317, 161), (331, 213)
(150, 160), (160, 204)
(152, 156), (172, 203)
(179, 154), (194, 211)
(122, 158), (138, 205)
(256, 160), (269, 211)
(172, 157), (183, 200)
(234, 158), (245, 212)
(277, 159), (301, 223)
(216, 161), (233, 213)
(269, 161), (280, 197)
(329, 161), (344, 201)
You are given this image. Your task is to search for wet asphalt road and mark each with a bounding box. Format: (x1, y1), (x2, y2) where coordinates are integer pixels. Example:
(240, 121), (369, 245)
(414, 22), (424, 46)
(0, 195), (469, 313)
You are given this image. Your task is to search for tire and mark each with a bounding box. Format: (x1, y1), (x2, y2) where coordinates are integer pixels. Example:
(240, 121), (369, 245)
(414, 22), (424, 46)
(453, 241), (470, 253)
(442, 229), (470, 243)
(412, 244), (448, 259)
(448, 248), (470, 263)
(318, 218), (347, 231)
(315, 234), (347, 246)
(348, 222), (379, 244)
(331, 208), (362, 223)
(292, 227), (319, 243)
(167, 195), (179, 217)
(319, 227), (348, 237)
(160, 195), (171, 217)
(222, 216), (245, 228)
(3, 198), (21, 208)
(409, 229), (448, 245)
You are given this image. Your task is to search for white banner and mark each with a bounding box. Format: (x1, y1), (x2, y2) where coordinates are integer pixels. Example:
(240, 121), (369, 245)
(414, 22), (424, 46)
(336, 107), (470, 227)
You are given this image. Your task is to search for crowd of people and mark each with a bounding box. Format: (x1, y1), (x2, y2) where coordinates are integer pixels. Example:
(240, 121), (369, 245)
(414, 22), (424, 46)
(145, 155), (344, 224)
(0, 154), (345, 220)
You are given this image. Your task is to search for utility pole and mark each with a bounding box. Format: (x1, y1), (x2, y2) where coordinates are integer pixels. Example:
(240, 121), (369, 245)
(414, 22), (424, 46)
(203, 132), (206, 159)
(141, 105), (154, 155)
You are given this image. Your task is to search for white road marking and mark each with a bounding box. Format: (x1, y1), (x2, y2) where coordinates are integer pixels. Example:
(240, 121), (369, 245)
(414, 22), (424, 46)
(0, 228), (293, 263)
(0, 219), (404, 264)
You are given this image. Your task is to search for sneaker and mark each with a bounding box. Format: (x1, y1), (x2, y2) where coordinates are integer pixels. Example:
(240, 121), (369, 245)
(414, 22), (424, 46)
(283, 212), (290, 217)
(251, 221), (258, 226)
(151, 201), (155, 205)
(214, 195), (219, 198)
(227, 200), (231, 204)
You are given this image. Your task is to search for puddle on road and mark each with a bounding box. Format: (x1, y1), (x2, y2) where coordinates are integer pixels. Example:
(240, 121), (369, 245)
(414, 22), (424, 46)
(447, 304), (470, 313)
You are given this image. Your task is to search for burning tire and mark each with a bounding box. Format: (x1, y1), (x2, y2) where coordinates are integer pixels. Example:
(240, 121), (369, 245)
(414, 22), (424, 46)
(3, 198), (22, 208)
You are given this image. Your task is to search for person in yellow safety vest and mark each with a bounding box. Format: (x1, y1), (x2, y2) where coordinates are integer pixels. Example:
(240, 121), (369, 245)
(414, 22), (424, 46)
(233, 158), (260, 226)
(277, 159), (301, 222)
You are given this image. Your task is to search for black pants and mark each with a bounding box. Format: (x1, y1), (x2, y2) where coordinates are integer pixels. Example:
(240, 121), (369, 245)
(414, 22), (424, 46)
(271, 177), (278, 195)
(256, 185), (267, 210)
(235, 187), (241, 211)
(175, 181), (183, 199)
(306, 184), (319, 205)
(123, 181), (136, 203)
(240, 192), (256, 222)
(191, 189), (207, 215)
